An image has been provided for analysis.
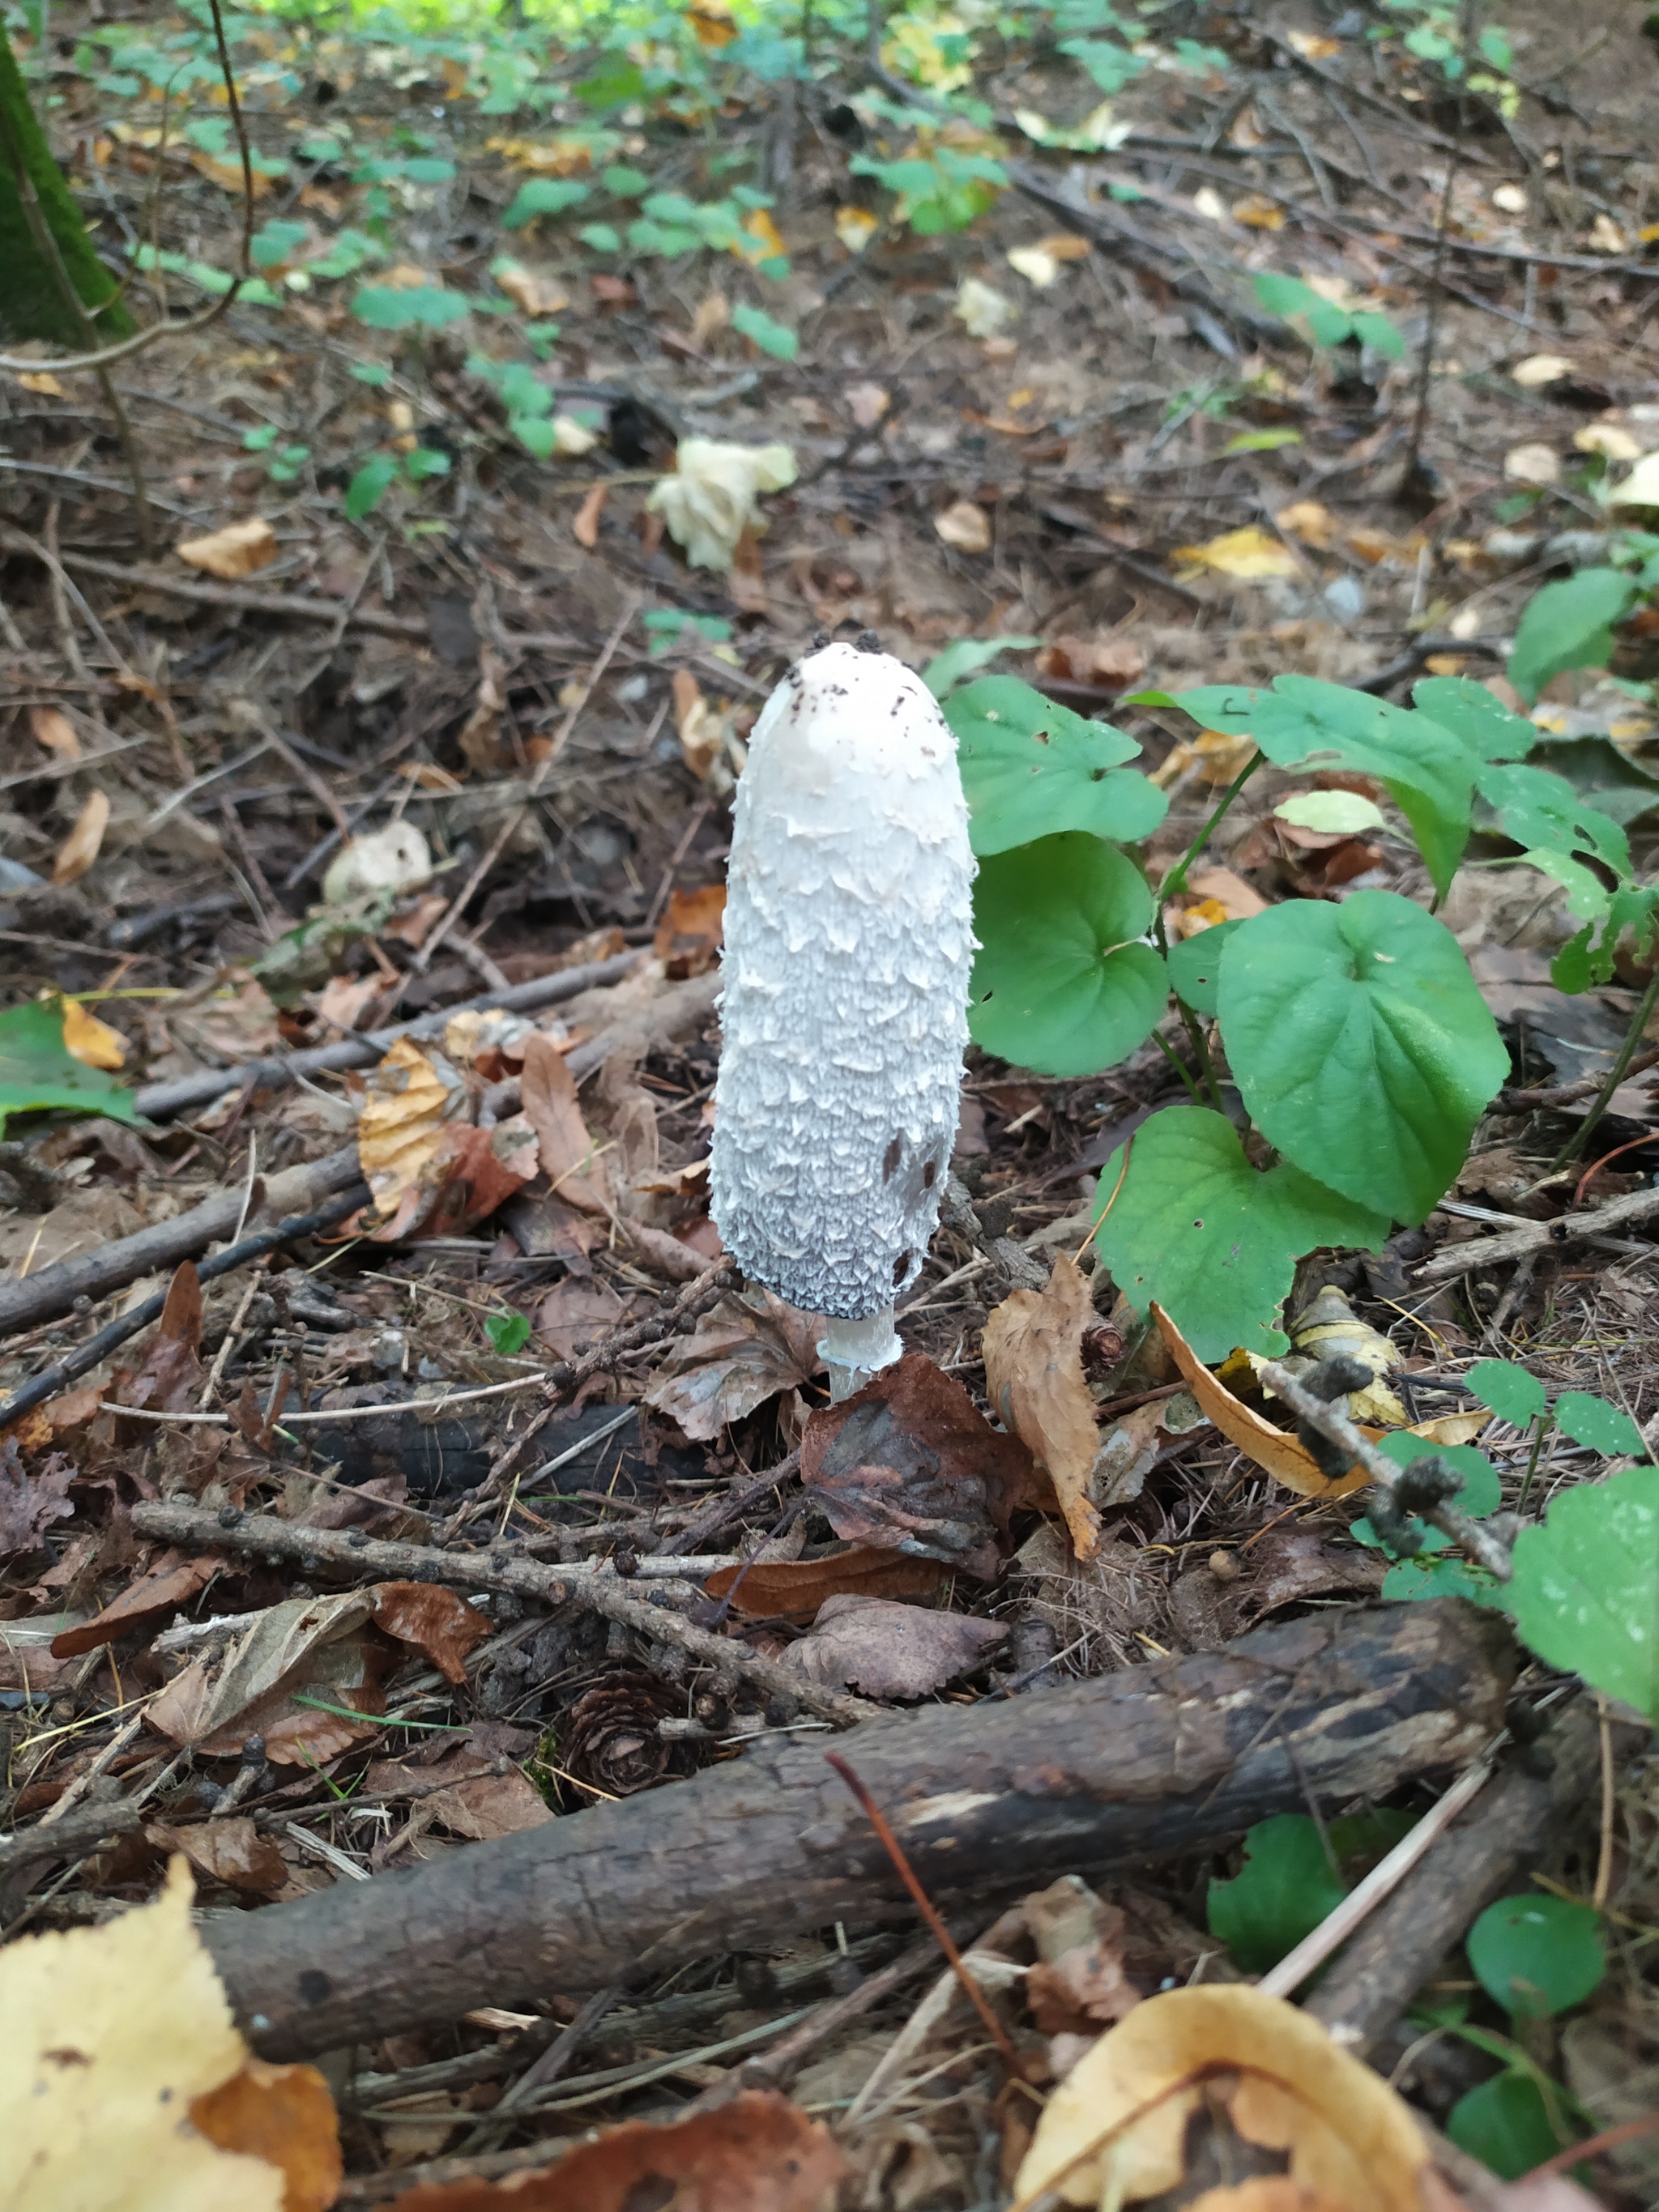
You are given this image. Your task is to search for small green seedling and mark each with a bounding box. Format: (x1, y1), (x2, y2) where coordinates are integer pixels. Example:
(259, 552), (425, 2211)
(1445, 1893), (1604, 2176)
(1207, 1809), (1416, 1973)
(485, 1311), (532, 1357)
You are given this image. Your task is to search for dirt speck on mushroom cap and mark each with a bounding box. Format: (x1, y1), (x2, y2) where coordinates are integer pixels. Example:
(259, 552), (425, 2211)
(710, 642), (976, 1320)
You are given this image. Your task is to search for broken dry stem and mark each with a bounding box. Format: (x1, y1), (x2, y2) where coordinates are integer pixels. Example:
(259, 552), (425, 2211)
(1256, 1360), (1514, 1580)
(127, 1500), (878, 1728)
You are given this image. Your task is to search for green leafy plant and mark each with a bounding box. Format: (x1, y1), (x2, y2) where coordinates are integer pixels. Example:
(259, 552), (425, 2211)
(1443, 1893), (1605, 2176)
(485, 1310), (533, 1356)
(0, 1000), (139, 1137)
(241, 423), (311, 485)
(730, 301), (797, 360)
(345, 445), (450, 521)
(1253, 274), (1405, 360)
(1207, 1809), (1416, 1972)
(849, 147), (1008, 236)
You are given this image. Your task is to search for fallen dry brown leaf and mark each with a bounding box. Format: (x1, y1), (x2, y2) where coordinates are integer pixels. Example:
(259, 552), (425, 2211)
(645, 1287), (822, 1441)
(983, 1256), (1102, 1559)
(519, 1030), (611, 1214)
(371, 1580), (493, 1685)
(782, 1592), (1006, 1700)
(177, 517), (279, 579)
(147, 1589), (390, 1764)
(703, 1544), (946, 1622)
(190, 2056), (343, 2212)
(147, 1816), (288, 1894)
(29, 704), (79, 760)
(0, 1441), (73, 1562)
(51, 1550), (219, 1657)
(52, 787), (109, 884)
(389, 2088), (844, 2210)
(935, 498), (992, 552)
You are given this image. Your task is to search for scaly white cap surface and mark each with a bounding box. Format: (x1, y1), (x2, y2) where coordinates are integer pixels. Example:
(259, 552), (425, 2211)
(710, 641), (975, 1319)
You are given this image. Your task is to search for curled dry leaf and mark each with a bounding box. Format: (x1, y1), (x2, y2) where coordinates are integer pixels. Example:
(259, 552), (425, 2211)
(492, 257), (570, 316)
(147, 1589), (389, 1764)
(518, 1030), (610, 1214)
(782, 1592), (1005, 1700)
(1013, 1985), (1428, 2212)
(370, 1580), (492, 1685)
(177, 517), (279, 580)
(573, 479), (607, 548)
(1174, 526), (1299, 580)
(147, 1816), (288, 1894)
(654, 881), (726, 977)
(646, 436), (798, 573)
(358, 1037), (470, 1233)
(704, 1544), (946, 1623)
(1034, 635), (1146, 693)
(1154, 1306), (1486, 1502)
(983, 1256), (1102, 1560)
(645, 1288), (823, 1443)
(118, 1260), (205, 1418)
(801, 1351), (1040, 1579)
(53, 787), (109, 884)
(52, 1550), (218, 1658)
(0, 1855), (339, 2212)
(321, 821), (432, 908)
(389, 2087), (844, 2211)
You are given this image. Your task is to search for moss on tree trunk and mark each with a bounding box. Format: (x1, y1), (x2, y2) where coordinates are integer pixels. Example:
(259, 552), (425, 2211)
(0, 30), (133, 347)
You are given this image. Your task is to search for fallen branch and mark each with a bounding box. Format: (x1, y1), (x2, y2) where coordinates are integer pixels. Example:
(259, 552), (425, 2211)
(1501, 1046), (1659, 1110)
(129, 1499), (878, 1730)
(198, 1599), (1514, 2059)
(0, 1800), (143, 1879)
(131, 948), (642, 1121)
(1412, 1183), (1659, 1286)
(0, 1145), (363, 1341)
(52, 552), (431, 640)
(1304, 1701), (1621, 2056)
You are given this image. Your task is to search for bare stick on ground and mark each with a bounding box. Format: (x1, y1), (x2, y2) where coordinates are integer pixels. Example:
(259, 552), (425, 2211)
(197, 1599), (1514, 2058)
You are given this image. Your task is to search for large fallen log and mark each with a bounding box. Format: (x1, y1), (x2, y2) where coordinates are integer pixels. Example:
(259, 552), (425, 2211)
(203, 1600), (1513, 2060)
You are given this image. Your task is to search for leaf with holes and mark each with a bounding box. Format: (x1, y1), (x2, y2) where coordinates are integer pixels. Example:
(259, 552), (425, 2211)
(1218, 891), (1508, 1225)
(1093, 1107), (1387, 1361)
(1476, 763), (1631, 877)
(1165, 676), (1474, 895)
(969, 833), (1166, 1077)
(946, 676), (1167, 855)
(1506, 1465), (1659, 1717)
(1166, 923), (1241, 1018)
(1553, 1390), (1644, 1458)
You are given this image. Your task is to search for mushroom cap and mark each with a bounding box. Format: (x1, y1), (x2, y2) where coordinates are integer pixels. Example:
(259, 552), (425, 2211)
(710, 641), (975, 1319)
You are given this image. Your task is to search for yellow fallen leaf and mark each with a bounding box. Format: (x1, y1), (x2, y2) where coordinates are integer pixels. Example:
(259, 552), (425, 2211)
(29, 704), (79, 760)
(0, 1855), (340, 2212)
(1174, 526), (1299, 580)
(1035, 232), (1090, 261)
(954, 275), (1013, 337)
(1013, 1985), (1427, 2212)
(190, 149), (274, 197)
(16, 369), (67, 397)
(1192, 185), (1229, 222)
(61, 999), (127, 1072)
(1512, 353), (1574, 386)
(1008, 245), (1061, 288)
(177, 518), (279, 580)
(688, 0), (738, 45)
(740, 207), (787, 262)
(1503, 442), (1559, 486)
(1154, 1306), (1486, 1501)
(834, 205), (879, 254)
(983, 1256), (1102, 1559)
(485, 134), (593, 175)
(1230, 194), (1284, 230)
(1576, 424), (1643, 462)
(493, 258), (570, 316)
(1608, 450), (1659, 508)
(935, 499), (992, 553)
(379, 261), (433, 289)
(358, 1038), (469, 1237)
(1490, 183), (1529, 215)
(1286, 29), (1342, 58)
(1274, 499), (1335, 548)
(1589, 213), (1627, 254)
(53, 789), (109, 885)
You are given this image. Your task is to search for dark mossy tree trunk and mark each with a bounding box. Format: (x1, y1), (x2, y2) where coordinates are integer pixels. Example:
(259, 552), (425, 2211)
(0, 28), (133, 347)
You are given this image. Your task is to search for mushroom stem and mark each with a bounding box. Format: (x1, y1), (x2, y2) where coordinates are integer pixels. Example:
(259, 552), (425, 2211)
(819, 1306), (902, 1404)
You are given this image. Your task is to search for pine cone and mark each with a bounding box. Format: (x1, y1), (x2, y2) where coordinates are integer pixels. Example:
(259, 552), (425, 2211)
(560, 1673), (688, 1796)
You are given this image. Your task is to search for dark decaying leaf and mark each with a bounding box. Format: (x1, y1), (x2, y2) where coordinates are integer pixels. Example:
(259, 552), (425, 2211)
(147, 1815), (288, 1891)
(782, 1593), (1006, 1700)
(51, 1550), (220, 1657)
(118, 1260), (204, 1417)
(703, 1544), (946, 1623)
(370, 1581), (493, 1684)
(0, 1441), (74, 1560)
(801, 1351), (1038, 1579)
(645, 1289), (824, 1441)
(387, 2088), (845, 2211)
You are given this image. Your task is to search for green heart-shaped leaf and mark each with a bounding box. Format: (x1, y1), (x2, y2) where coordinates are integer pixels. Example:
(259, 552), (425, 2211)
(1218, 890), (1508, 1225)
(969, 833), (1165, 1076)
(1092, 1105), (1387, 1359)
(1410, 675), (1534, 760)
(1508, 1465), (1659, 1717)
(947, 677), (1167, 856)
(1168, 676), (1473, 895)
